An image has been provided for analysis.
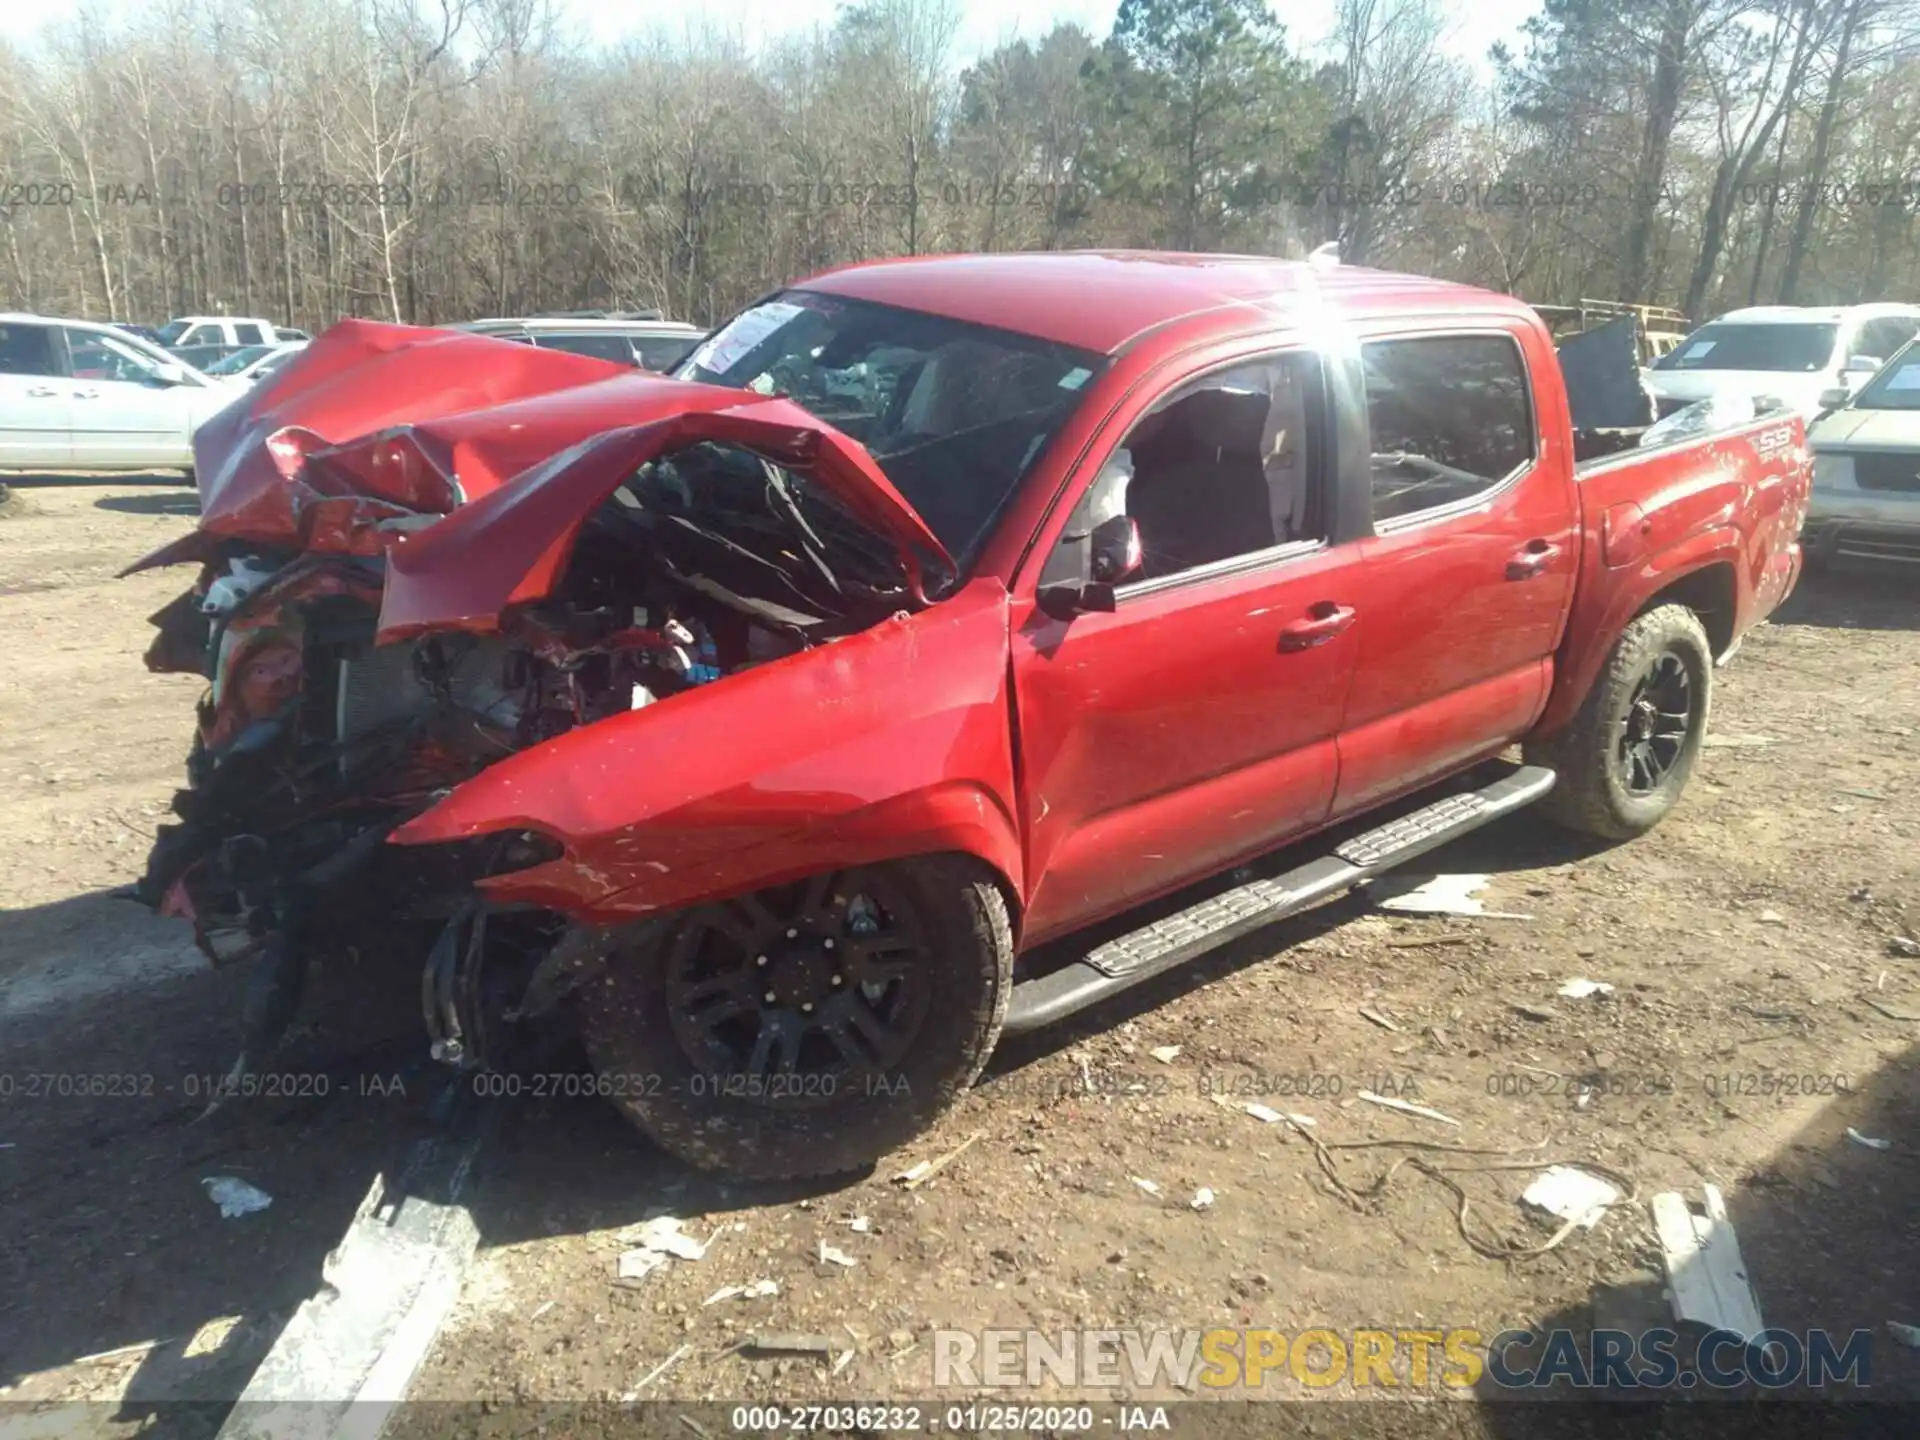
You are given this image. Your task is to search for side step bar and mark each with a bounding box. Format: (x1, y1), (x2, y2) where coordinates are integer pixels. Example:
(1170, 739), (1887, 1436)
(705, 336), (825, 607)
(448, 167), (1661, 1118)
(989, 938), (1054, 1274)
(1001, 764), (1557, 1036)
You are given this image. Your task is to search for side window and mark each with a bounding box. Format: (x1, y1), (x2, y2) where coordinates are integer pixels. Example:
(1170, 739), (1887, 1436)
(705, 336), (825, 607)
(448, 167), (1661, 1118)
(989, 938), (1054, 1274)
(0, 323), (57, 376)
(637, 336), (700, 371)
(1362, 334), (1535, 526)
(233, 323), (265, 346)
(1040, 353), (1327, 588)
(1858, 319), (1914, 363)
(183, 325), (220, 346)
(61, 328), (168, 384)
(536, 332), (638, 364)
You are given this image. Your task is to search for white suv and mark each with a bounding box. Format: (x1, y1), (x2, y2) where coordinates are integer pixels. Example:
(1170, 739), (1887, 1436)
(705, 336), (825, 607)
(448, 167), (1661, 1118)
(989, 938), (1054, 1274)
(0, 314), (239, 473)
(1643, 302), (1920, 422)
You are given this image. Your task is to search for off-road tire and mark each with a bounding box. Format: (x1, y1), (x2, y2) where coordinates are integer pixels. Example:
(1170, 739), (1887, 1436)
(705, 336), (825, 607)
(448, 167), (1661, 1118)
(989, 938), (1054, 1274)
(1525, 603), (1713, 841)
(577, 854), (1014, 1180)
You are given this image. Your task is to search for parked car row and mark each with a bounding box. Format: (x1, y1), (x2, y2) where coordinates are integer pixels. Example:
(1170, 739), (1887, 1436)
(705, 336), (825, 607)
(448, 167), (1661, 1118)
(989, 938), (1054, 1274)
(1633, 299), (1920, 567)
(1, 306), (705, 474)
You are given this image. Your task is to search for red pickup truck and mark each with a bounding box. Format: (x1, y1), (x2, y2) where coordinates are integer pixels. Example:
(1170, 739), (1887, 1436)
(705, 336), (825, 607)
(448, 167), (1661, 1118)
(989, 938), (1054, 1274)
(129, 253), (1810, 1179)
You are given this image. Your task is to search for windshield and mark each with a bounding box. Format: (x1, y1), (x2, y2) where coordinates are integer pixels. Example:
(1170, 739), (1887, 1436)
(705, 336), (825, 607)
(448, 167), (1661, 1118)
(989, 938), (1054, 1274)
(207, 345), (273, 375)
(156, 320), (192, 346)
(1848, 341), (1920, 410)
(1653, 322), (1839, 373)
(677, 291), (1103, 565)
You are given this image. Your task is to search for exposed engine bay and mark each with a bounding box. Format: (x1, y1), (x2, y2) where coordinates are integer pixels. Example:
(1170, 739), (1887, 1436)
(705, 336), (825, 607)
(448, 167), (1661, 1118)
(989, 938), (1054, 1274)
(135, 437), (918, 1082)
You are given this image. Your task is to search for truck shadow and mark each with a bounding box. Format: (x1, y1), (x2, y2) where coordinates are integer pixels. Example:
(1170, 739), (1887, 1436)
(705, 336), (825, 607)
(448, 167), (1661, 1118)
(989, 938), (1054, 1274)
(0, 889), (441, 1432)
(1468, 1038), (1918, 1418)
(0, 470), (191, 490)
(1771, 563), (1919, 633)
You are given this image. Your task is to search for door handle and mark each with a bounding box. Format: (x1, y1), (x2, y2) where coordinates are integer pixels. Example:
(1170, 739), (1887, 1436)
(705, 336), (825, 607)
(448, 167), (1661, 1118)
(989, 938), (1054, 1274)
(72, 389), (100, 400)
(1278, 601), (1356, 651)
(25, 384), (59, 397)
(1506, 539), (1560, 580)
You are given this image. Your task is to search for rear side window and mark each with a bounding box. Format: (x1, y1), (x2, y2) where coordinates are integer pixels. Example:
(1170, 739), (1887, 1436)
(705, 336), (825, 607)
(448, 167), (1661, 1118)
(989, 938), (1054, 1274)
(1361, 335), (1536, 525)
(233, 323), (265, 345)
(535, 333), (637, 364)
(183, 324), (222, 345)
(0, 323), (56, 376)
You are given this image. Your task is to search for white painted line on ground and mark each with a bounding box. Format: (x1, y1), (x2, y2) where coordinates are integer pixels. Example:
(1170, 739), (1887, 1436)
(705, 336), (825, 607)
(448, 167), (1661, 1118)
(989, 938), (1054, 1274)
(215, 1096), (492, 1440)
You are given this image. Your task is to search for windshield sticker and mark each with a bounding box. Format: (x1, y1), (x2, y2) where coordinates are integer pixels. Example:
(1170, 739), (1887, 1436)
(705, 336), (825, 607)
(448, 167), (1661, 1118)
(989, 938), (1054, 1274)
(1682, 341), (1716, 360)
(690, 301), (805, 374)
(1884, 364), (1920, 391)
(1059, 366), (1092, 390)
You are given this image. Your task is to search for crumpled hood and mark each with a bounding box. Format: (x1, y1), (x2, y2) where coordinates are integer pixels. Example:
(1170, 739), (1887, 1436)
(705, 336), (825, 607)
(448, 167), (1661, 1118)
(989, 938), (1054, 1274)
(125, 319), (953, 602)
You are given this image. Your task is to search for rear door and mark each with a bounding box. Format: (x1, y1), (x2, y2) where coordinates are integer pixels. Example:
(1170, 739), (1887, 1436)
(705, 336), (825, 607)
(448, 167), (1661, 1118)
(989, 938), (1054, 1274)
(1010, 344), (1369, 945)
(1332, 327), (1578, 815)
(0, 321), (71, 466)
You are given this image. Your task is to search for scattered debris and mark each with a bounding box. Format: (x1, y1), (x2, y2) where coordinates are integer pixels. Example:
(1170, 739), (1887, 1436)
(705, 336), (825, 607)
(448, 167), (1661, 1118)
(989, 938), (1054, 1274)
(531, 1300), (555, 1320)
(1889, 1321), (1920, 1349)
(844, 1215), (872, 1233)
(1130, 1176), (1162, 1197)
(1864, 998), (1920, 1022)
(1702, 733), (1777, 749)
(704, 1279), (779, 1305)
(1148, 1045), (1182, 1064)
(618, 1249), (672, 1284)
(893, 1130), (982, 1190)
(1522, 1166), (1624, 1230)
(818, 1240), (857, 1268)
(1243, 1102), (1285, 1124)
(1358, 1006), (1401, 1032)
(1513, 1003), (1559, 1022)
(1888, 937), (1920, 959)
(1357, 1090), (1460, 1127)
(617, 1214), (711, 1284)
(202, 1176), (272, 1219)
(622, 1343), (692, 1399)
(1845, 1128), (1891, 1152)
(1387, 935), (1472, 949)
(1557, 978), (1615, 999)
(1190, 1187), (1215, 1211)
(1369, 873), (1532, 920)
(1650, 1185), (1766, 1344)
(1835, 788), (1888, 801)
(745, 1333), (840, 1358)
(832, 1348), (857, 1376)
(1758, 909), (1787, 926)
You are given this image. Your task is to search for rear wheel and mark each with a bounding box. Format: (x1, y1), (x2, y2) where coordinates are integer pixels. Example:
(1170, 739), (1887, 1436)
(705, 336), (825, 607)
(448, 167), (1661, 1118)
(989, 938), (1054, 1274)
(577, 855), (1013, 1180)
(1526, 603), (1712, 840)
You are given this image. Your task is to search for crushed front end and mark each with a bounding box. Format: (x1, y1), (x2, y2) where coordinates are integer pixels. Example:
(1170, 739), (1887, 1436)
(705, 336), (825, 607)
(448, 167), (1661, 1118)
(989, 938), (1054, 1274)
(128, 320), (946, 1086)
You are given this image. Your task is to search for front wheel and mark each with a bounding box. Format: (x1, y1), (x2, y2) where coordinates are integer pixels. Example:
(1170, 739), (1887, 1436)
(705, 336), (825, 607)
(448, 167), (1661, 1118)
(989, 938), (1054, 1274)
(576, 855), (1013, 1180)
(1525, 603), (1713, 841)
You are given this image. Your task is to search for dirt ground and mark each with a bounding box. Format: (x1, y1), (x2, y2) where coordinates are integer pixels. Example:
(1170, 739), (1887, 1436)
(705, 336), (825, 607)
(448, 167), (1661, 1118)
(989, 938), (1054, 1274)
(3, 478), (1917, 1432)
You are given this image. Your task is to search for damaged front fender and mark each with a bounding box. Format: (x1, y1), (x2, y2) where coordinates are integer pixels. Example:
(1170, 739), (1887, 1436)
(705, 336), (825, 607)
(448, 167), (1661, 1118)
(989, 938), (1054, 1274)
(388, 578), (1023, 922)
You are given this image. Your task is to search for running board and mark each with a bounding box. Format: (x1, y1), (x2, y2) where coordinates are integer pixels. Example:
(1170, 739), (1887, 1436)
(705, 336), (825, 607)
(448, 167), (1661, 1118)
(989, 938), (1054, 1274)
(1001, 764), (1557, 1035)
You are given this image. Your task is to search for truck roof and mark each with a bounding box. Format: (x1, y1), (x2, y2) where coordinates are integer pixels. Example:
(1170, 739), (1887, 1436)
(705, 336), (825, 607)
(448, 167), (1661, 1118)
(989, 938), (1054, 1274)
(802, 250), (1528, 355)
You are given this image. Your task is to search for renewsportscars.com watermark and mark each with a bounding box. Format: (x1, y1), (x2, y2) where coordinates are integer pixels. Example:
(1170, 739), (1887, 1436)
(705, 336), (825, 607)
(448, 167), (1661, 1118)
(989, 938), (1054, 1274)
(932, 1327), (1876, 1392)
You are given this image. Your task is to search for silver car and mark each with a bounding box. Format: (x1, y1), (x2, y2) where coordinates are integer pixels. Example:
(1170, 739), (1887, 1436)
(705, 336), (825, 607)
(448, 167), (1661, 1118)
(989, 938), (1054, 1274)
(1805, 339), (1920, 566)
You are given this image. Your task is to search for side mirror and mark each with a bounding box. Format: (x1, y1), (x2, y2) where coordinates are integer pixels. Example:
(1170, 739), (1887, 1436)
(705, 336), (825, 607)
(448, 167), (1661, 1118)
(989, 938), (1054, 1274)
(1817, 386), (1852, 412)
(152, 361), (188, 386)
(1088, 514), (1143, 584)
(1844, 354), (1882, 377)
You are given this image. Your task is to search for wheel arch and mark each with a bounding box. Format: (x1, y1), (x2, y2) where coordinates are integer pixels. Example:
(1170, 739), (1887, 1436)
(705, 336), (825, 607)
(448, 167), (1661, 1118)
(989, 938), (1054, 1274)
(1636, 560), (1738, 659)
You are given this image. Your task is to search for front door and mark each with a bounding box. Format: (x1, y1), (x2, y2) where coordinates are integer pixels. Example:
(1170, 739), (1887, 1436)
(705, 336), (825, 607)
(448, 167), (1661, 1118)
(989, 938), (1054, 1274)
(1010, 346), (1369, 946)
(1333, 328), (1580, 814)
(0, 321), (72, 467)
(60, 326), (198, 468)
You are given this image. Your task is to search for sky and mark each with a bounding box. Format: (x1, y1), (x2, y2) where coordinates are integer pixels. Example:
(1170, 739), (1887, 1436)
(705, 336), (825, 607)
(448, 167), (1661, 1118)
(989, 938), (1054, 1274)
(0, 0), (1539, 73)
